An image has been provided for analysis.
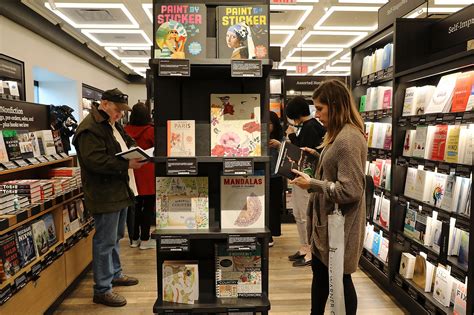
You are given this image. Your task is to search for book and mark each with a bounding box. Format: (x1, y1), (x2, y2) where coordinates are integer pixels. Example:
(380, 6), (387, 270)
(453, 281), (467, 315)
(458, 230), (469, 266)
(217, 5), (269, 59)
(359, 95), (366, 112)
(404, 167), (418, 199)
(413, 169), (434, 203)
(155, 177), (209, 229)
(440, 174), (458, 212)
(31, 219), (50, 256)
(17, 130), (34, 159)
(63, 208), (72, 238)
(425, 73), (459, 114)
(43, 213), (57, 247)
(413, 254), (427, 290)
(364, 224), (375, 250)
(215, 244), (262, 297)
(382, 87), (392, 109)
(0, 133), (8, 163)
(51, 129), (65, 154)
(379, 237), (389, 262)
(430, 173), (447, 207)
(154, 4), (207, 60)
(15, 224), (36, 268)
(465, 83), (474, 111)
(210, 94), (261, 157)
(403, 130), (416, 157)
(412, 126), (428, 158)
(403, 207), (417, 238)
(433, 266), (454, 307)
(451, 71), (473, 112)
(456, 178), (471, 215)
(35, 130), (56, 155)
(220, 176), (265, 229)
(373, 159), (384, 187)
(2, 130), (22, 160)
(275, 141), (317, 180)
(0, 233), (21, 280)
(432, 219), (443, 253)
(167, 120), (195, 157)
(383, 124), (392, 150)
(372, 231), (382, 255)
(381, 43), (392, 70)
(402, 87), (418, 116)
(162, 261), (199, 304)
(414, 85), (436, 116)
(115, 146), (154, 161)
(445, 125), (461, 163)
(399, 252), (416, 279)
(379, 196), (390, 229)
(429, 125), (448, 161)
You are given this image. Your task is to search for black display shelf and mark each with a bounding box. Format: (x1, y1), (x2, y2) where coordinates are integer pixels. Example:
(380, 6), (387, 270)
(360, 108), (392, 121)
(153, 294), (270, 314)
(152, 228), (270, 240)
(367, 148), (391, 160)
(401, 277), (454, 315)
(152, 156), (271, 163)
(447, 256), (469, 279)
(359, 254), (389, 286)
(372, 220), (390, 236)
(356, 68), (393, 87)
(397, 111), (474, 127)
(395, 231), (441, 259)
(396, 156), (472, 178)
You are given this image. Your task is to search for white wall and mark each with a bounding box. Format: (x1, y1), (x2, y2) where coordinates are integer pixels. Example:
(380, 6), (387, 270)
(0, 16), (146, 114)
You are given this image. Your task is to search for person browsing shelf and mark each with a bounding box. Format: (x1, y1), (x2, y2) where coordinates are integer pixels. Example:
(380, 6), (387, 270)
(124, 102), (156, 250)
(290, 80), (367, 315)
(72, 88), (144, 308)
(275, 96), (325, 267)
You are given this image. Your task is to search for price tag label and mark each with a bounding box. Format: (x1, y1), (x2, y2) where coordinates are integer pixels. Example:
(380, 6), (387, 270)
(443, 113), (456, 123)
(455, 164), (471, 178)
(437, 163), (451, 175)
(0, 285), (12, 305)
(394, 274), (403, 288)
(356, 80), (361, 86)
(408, 158), (419, 168)
(424, 161), (436, 172)
(31, 261), (42, 278)
(158, 59), (190, 77)
(166, 158), (197, 176)
(424, 300), (436, 315)
(53, 154), (63, 160)
(368, 73), (376, 83)
(384, 66), (393, 78)
(376, 70), (384, 80)
(362, 76), (369, 85)
(14, 272), (27, 291)
(37, 156), (48, 163)
(223, 158), (254, 175)
(462, 111), (474, 123)
(407, 286), (419, 300)
(228, 235), (257, 252)
(398, 117), (407, 125)
(1, 161), (18, 170)
(159, 236), (189, 252)
(397, 157), (408, 166)
(231, 59), (262, 77)
(13, 159), (28, 167)
(60, 152), (69, 159)
(27, 157), (40, 165)
(425, 114), (437, 124)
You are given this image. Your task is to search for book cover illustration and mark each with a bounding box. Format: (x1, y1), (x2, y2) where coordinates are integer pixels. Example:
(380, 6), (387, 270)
(210, 94), (261, 157)
(412, 126), (428, 158)
(217, 5), (268, 59)
(0, 233), (21, 280)
(0, 132), (8, 163)
(445, 125), (461, 163)
(430, 173), (447, 207)
(458, 230), (469, 267)
(430, 125), (448, 161)
(451, 71), (473, 112)
(276, 140), (317, 180)
(15, 224), (36, 268)
(31, 219), (50, 256)
(156, 177), (208, 229)
(433, 267), (454, 307)
(162, 261), (199, 304)
(43, 213), (57, 247)
(220, 176), (265, 229)
(167, 120), (195, 157)
(17, 130), (35, 159)
(35, 130), (56, 156)
(51, 129), (65, 154)
(215, 244), (262, 298)
(2, 130), (22, 160)
(453, 281), (467, 315)
(155, 4), (206, 60)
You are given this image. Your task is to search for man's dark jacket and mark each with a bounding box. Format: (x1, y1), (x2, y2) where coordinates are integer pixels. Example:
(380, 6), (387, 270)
(72, 105), (135, 214)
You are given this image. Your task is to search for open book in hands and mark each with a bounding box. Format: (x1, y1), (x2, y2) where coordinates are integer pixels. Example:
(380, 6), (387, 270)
(115, 147), (154, 161)
(275, 141), (317, 180)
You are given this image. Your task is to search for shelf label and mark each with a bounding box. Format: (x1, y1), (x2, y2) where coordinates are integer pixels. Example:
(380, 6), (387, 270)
(376, 70), (384, 80)
(424, 161), (436, 172)
(166, 158), (197, 176)
(398, 117), (407, 125)
(26, 157), (40, 165)
(408, 158), (419, 168)
(223, 158), (254, 175)
(60, 152), (69, 159)
(394, 274), (403, 288)
(364, 249), (374, 261)
(53, 154), (63, 160)
(455, 164), (471, 178)
(44, 252), (54, 266)
(437, 163), (451, 175)
(1, 161), (18, 170)
(13, 159), (28, 167)
(410, 116), (420, 124)
(37, 156), (48, 163)
(462, 111), (474, 123)
(443, 113), (456, 123)
(374, 258), (383, 270)
(159, 236), (189, 252)
(231, 59), (262, 77)
(228, 234), (257, 252)
(407, 286), (419, 300)
(382, 263), (389, 276)
(368, 73), (375, 83)
(14, 272), (27, 291)
(0, 285), (12, 305)
(362, 76), (369, 85)
(158, 59), (190, 77)
(425, 115), (437, 124)
(356, 80), (361, 86)
(397, 157), (408, 166)
(368, 111), (375, 119)
(384, 66), (394, 78)
(424, 300), (436, 315)
(31, 261), (42, 278)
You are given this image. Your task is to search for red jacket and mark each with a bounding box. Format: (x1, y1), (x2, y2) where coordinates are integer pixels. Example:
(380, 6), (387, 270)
(124, 124), (155, 196)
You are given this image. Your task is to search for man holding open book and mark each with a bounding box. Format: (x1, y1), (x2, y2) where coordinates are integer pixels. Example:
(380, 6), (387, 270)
(72, 88), (144, 307)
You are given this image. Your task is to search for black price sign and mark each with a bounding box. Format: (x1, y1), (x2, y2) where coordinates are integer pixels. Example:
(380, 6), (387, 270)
(394, 274), (403, 288)
(408, 158), (419, 168)
(223, 158), (254, 175)
(60, 152), (69, 159)
(376, 70), (384, 80)
(48, 155), (58, 161)
(384, 66), (394, 78)
(231, 59), (262, 77)
(437, 163), (451, 175)
(462, 111), (474, 123)
(383, 264), (389, 276)
(443, 113), (456, 123)
(356, 80), (361, 87)
(14, 272), (27, 291)
(159, 236), (189, 252)
(53, 154), (62, 160)
(166, 158), (197, 176)
(455, 164), (471, 178)
(410, 116), (421, 124)
(407, 286), (419, 300)
(397, 157), (408, 166)
(0, 285), (12, 305)
(424, 300), (436, 315)
(1, 161), (17, 170)
(228, 234), (257, 252)
(158, 59), (190, 77)
(424, 161), (436, 172)
(31, 261), (42, 278)
(425, 115), (437, 124)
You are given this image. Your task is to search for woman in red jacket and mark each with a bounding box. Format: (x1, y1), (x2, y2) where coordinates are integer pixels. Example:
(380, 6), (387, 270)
(124, 102), (155, 250)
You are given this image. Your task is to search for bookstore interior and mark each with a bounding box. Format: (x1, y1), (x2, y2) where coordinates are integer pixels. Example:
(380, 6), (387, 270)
(0, 0), (473, 314)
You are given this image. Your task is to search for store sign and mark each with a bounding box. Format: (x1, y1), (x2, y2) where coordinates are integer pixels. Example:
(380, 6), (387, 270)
(231, 59), (262, 77)
(158, 59), (190, 77)
(431, 5), (474, 52)
(166, 158), (198, 175)
(223, 158), (254, 175)
(378, 0), (426, 30)
(0, 99), (50, 130)
(285, 76), (347, 92)
(0, 55), (22, 81)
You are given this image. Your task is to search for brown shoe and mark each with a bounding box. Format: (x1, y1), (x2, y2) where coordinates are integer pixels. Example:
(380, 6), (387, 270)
(93, 291), (127, 307)
(112, 275), (139, 286)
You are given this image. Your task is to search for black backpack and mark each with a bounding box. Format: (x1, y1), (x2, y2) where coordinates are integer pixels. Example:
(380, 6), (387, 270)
(365, 175), (375, 220)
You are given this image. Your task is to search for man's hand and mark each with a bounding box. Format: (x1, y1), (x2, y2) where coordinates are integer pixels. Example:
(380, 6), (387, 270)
(289, 169), (311, 190)
(269, 139), (281, 149)
(129, 158), (145, 169)
(286, 125), (295, 136)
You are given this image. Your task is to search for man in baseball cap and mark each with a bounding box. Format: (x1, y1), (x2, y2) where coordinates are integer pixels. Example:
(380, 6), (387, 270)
(101, 88), (131, 111)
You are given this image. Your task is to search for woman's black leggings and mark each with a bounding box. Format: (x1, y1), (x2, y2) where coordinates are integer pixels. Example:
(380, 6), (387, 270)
(311, 256), (358, 315)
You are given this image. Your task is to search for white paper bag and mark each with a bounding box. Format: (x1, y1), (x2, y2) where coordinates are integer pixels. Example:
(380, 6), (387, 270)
(328, 205), (346, 315)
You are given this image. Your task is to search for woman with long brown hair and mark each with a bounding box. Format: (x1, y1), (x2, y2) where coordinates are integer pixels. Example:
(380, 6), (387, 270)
(290, 79), (367, 315)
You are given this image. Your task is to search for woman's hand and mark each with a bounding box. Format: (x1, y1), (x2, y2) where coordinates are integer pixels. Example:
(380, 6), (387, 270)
(289, 169), (311, 190)
(286, 125), (295, 136)
(301, 147), (318, 157)
(269, 139), (281, 149)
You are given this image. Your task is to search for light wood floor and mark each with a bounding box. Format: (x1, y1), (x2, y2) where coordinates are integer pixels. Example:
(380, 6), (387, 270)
(54, 224), (406, 314)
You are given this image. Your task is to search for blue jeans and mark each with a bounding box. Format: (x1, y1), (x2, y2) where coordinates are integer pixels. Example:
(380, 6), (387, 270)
(93, 208), (127, 294)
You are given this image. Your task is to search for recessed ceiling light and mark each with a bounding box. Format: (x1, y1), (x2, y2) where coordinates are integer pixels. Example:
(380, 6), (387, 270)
(314, 6), (379, 31)
(271, 30), (296, 47)
(142, 3), (153, 23)
(105, 46), (151, 59)
(338, 0), (388, 3)
(298, 30), (368, 48)
(270, 5), (313, 30)
(81, 29), (152, 47)
(406, 7), (463, 18)
(44, 2), (139, 29)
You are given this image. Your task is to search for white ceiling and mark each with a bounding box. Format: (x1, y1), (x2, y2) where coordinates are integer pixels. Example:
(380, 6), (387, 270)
(21, 0), (470, 78)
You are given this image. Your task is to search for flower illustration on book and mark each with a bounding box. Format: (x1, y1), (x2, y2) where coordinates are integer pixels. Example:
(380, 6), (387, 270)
(243, 121), (260, 134)
(220, 132), (240, 147)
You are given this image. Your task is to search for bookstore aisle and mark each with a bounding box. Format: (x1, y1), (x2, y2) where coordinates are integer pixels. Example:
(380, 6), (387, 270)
(54, 224), (406, 315)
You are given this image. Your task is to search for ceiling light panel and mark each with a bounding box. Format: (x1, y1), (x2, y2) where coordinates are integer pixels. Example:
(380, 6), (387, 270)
(406, 7), (463, 18)
(142, 3), (153, 23)
(287, 47), (344, 60)
(298, 30), (367, 48)
(270, 30), (295, 47)
(82, 29), (152, 47)
(332, 59), (351, 65)
(315, 69), (351, 76)
(44, 2), (139, 29)
(105, 47), (151, 59)
(314, 6), (379, 31)
(270, 5), (313, 30)
(338, 0), (388, 3)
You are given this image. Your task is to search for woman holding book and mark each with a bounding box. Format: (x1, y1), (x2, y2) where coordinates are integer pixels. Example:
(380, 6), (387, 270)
(290, 80), (367, 315)
(124, 102), (155, 250)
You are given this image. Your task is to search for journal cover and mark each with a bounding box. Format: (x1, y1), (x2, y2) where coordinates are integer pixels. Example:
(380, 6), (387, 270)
(433, 267), (454, 307)
(35, 130), (56, 156)
(0, 133), (8, 163)
(276, 140), (317, 180)
(167, 120), (195, 157)
(402, 87), (418, 116)
(445, 125), (461, 163)
(412, 126), (428, 158)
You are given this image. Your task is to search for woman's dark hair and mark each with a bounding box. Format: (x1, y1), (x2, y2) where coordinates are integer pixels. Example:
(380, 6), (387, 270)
(129, 102), (151, 126)
(269, 111), (283, 140)
(285, 96), (310, 120)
